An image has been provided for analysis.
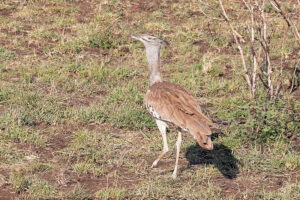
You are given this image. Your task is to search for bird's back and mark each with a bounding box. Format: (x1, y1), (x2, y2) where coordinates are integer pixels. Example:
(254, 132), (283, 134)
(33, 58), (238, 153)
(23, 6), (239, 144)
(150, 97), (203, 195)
(145, 81), (215, 135)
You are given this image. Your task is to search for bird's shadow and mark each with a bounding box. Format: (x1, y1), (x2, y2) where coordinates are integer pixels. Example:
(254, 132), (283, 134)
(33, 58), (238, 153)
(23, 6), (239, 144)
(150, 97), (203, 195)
(185, 140), (240, 179)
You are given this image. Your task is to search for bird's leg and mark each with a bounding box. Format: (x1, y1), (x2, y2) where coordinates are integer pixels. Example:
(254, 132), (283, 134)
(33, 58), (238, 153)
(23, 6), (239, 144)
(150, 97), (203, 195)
(172, 130), (182, 179)
(151, 120), (168, 168)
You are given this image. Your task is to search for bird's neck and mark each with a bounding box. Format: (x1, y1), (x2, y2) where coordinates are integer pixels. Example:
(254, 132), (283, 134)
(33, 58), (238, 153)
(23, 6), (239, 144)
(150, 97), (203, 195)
(146, 46), (163, 85)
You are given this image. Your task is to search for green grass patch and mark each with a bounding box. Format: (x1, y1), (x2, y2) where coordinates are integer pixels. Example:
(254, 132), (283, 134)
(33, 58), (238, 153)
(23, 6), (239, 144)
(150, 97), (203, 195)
(88, 30), (118, 49)
(64, 184), (91, 200)
(27, 179), (58, 199)
(100, 79), (156, 130)
(10, 171), (31, 193)
(0, 127), (46, 145)
(0, 47), (15, 62)
(95, 187), (126, 200)
(6, 89), (66, 126)
(60, 129), (129, 176)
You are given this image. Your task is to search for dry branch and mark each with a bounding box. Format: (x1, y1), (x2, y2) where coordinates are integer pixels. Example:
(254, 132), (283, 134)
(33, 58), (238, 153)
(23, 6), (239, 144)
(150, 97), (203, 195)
(290, 62), (299, 94)
(219, 0), (253, 97)
(260, 1), (274, 99)
(243, 0), (258, 98)
(270, 0), (300, 46)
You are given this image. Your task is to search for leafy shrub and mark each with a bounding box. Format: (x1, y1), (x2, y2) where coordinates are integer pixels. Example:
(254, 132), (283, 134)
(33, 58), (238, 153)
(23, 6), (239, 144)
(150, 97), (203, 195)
(220, 92), (299, 145)
(88, 30), (118, 49)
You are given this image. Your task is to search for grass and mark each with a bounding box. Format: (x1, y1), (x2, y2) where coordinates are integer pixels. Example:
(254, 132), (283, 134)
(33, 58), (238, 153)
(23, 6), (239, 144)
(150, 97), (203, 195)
(95, 187), (126, 200)
(0, 0), (299, 199)
(9, 171), (31, 193)
(0, 47), (15, 62)
(26, 179), (58, 199)
(65, 184), (91, 200)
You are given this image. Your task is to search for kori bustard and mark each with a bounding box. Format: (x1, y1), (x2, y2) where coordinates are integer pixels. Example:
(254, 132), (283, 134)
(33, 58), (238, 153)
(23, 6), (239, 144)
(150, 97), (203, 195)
(130, 34), (215, 179)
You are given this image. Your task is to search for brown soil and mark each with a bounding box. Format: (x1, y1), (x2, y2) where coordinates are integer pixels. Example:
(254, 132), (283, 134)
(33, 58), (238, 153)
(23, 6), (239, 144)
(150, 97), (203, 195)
(213, 171), (299, 199)
(0, 168), (17, 199)
(10, 129), (71, 167)
(0, 7), (16, 17)
(293, 137), (300, 153)
(74, 1), (96, 23)
(0, 106), (4, 114)
(130, 0), (161, 12)
(193, 39), (217, 54)
(61, 95), (103, 107)
(0, 184), (16, 200)
(39, 168), (142, 196)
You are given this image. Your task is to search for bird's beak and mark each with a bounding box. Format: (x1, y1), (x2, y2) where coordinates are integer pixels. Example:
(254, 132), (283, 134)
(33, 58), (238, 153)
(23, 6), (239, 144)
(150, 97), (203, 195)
(129, 34), (140, 40)
(194, 134), (214, 150)
(203, 136), (213, 150)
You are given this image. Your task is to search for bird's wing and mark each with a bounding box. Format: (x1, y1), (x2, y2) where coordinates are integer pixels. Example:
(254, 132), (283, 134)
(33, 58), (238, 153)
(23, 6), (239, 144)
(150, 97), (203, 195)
(145, 82), (215, 131)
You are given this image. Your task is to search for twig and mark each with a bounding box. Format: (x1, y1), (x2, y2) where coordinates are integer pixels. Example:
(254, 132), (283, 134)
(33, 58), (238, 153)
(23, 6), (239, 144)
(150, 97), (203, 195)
(219, 0), (252, 96)
(262, 1), (274, 100)
(243, 0), (258, 98)
(258, 73), (269, 89)
(274, 79), (282, 100)
(255, 0), (274, 100)
(270, 0), (300, 46)
(290, 62), (299, 94)
(274, 40), (286, 99)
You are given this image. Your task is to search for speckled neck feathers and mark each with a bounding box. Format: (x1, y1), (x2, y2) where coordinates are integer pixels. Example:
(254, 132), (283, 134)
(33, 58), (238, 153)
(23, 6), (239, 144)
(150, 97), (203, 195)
(145, 45), (163, 85)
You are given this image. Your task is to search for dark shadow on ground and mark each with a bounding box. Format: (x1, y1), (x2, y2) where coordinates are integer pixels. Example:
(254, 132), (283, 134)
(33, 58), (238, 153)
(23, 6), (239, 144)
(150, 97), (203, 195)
(185, 142), (240, 179)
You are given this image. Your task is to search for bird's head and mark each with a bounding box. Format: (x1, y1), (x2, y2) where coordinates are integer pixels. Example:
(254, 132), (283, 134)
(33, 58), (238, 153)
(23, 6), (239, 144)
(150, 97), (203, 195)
(193, 132), (213, 150)
(130, 34), (168, 49)
(200, 134), (213, 150)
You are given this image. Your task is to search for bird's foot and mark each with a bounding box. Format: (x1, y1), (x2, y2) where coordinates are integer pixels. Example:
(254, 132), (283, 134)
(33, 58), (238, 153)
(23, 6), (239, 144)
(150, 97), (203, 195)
(151, 160), (158, 168)
(171, 173), (177, 179)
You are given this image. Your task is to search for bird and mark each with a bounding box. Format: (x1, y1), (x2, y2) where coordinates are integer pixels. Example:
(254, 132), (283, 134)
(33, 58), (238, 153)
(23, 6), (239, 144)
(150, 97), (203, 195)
(130, 34), (215, 179)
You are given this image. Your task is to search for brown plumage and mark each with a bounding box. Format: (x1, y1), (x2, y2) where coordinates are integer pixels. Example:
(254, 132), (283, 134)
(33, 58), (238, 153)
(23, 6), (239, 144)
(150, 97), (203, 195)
(130, 34), (215, 179)
(146, 81), (214, 150)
